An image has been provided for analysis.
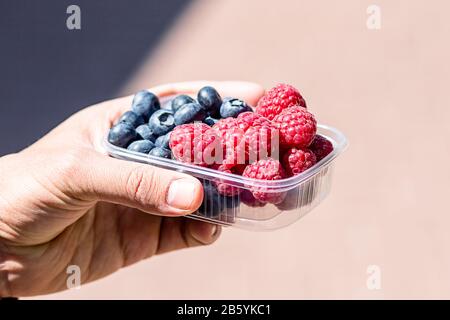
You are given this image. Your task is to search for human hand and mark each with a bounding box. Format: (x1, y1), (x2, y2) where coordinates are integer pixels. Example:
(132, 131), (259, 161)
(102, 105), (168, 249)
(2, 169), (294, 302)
(0, 81), (264, 297)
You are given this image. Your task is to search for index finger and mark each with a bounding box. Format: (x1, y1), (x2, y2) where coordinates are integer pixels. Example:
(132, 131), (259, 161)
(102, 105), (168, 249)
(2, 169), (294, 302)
(97, 80), (265, 119)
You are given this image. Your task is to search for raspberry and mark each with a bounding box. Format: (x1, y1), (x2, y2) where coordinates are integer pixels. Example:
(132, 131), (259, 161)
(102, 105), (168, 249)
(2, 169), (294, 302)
(282, 148), (317, 176)
(212, 117), (238, 140)
(240, 190), (266, 207)
(272, 106), (316, 149)
(256, 83), (306, 120)
(169, 123), (222, 166)
(309, 135), (334, 161)
(211, 163), (246, 196)
(236, 112), (271, 132)
(241, 125), (280, 163)
(220, 126), (245, 164)
(242, 158), (287, 204)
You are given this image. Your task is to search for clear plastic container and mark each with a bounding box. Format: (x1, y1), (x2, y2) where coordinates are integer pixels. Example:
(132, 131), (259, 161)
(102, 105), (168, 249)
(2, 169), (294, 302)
(104, 122), (347, 231)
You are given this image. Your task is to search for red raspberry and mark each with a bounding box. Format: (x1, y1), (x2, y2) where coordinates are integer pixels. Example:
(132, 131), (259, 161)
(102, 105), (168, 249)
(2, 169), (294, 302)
(282, 148), (317, 176)
(241, 125), (281, 163)
(236, 112), (271, 132)
(272, 106), (316, 149)
(242, 158), (287, 204)
(240, 190), (266, 207)
(212, 163), (246, 196)
(212, 117), (238, 140)
(169, 123), (222, 167)
(309, 135), (334, 161)
(256, 83), (306, 120)
(220, 126), (245, 165)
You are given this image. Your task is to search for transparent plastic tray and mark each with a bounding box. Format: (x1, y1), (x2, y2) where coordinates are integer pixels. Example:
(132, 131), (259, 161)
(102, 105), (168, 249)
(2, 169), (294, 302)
(104, 121), (347, 231)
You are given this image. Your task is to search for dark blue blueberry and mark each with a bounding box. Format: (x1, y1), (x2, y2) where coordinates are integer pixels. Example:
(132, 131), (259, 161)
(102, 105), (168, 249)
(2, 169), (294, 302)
(131, 90), (160, 120)
(204, 116), (219, 126)
(118, 111), (145, 127)
(197, 180), (239, 219)
(148, 109), (175, 136)
(220, 98), (252, 118)
(171, 94), (195, 113)
(127, 140), (155, 154)
(108, 122), (138, 148)
(174, 102), (207, 125)
(136, 124), (157, 142)
(155, 132), (171, 149)
(149, 147), (171, 158)
(197, 86), (222, 118)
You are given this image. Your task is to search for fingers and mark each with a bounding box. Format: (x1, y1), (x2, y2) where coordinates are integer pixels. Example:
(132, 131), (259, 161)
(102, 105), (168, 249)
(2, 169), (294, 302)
(80, 153), (203, 216)
(149, 81), (265, 106)
(155, 218), (221, 255)
(94, 81), (265, 117)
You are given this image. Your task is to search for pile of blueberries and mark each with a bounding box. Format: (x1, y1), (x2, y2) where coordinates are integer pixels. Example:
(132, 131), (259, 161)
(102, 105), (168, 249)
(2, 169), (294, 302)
(108, 86), (250, 159)
(107, 86), (250, 221)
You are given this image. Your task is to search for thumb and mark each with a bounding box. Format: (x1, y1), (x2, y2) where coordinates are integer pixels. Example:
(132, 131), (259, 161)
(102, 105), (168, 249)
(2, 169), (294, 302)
(80, 153), (204, 216)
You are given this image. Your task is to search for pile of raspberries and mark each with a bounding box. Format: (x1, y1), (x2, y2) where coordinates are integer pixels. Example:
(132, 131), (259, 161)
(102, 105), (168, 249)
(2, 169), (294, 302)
(170, 83), (333, 205)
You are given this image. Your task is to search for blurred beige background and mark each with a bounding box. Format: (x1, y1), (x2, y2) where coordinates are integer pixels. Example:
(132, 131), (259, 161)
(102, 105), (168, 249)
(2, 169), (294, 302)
(37, 0), (450, 299)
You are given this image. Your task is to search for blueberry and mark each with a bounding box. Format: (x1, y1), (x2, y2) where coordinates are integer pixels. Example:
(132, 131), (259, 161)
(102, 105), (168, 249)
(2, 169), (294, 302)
(204, 116), (219, 126)
(108, 122), (138, 148)
(127, 140), (155, 154)
(174, 102), (207, 125)
(136, 124), (157, 142)
(197, 86), (222, 118)
(171, 94), (195, 113)
(197, 180), (239, 219)
(148, 109), (175, 136)
(131, 90), (160, 120)
(118, 111), (145, 127)
(155, 132), (171, 149)
(220, 98), (252, 118)
(149, 147), (171, 158)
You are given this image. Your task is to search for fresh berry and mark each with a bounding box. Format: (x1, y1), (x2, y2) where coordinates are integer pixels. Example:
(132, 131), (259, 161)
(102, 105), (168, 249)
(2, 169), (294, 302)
(149, 146), (171, 158)
(212, 163), (246, 196)
(220, 98), (252, 118)
(197, 86), (222, 118)
(272, 106), (316, 149)
(240, 190), (266, 207)
(174, 102), (207, 125)
(148, 109), (175, 136)
(171, 94), (195, 113)
(197, 180), (238, 219)
(236, 112), (270, 132)
(131, 90), (160, 120)
(309, 135), (333, 161)
(154, 132), (171, 149)
(118, 111), (145, 128)
(256, 83), (306, 120)
(242, 125), (280, 163)
(204, 116), (219, 126)
(282, 148), (316, 176)
(169, 123), (222, 167)
(136, 124), (157, 142)
(108, 122), (138, 148)
(215, 126), (244, 165)
(242, 158), (287, 204)
(127, 140), (155, 154)
(212, 117), (238, 140)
